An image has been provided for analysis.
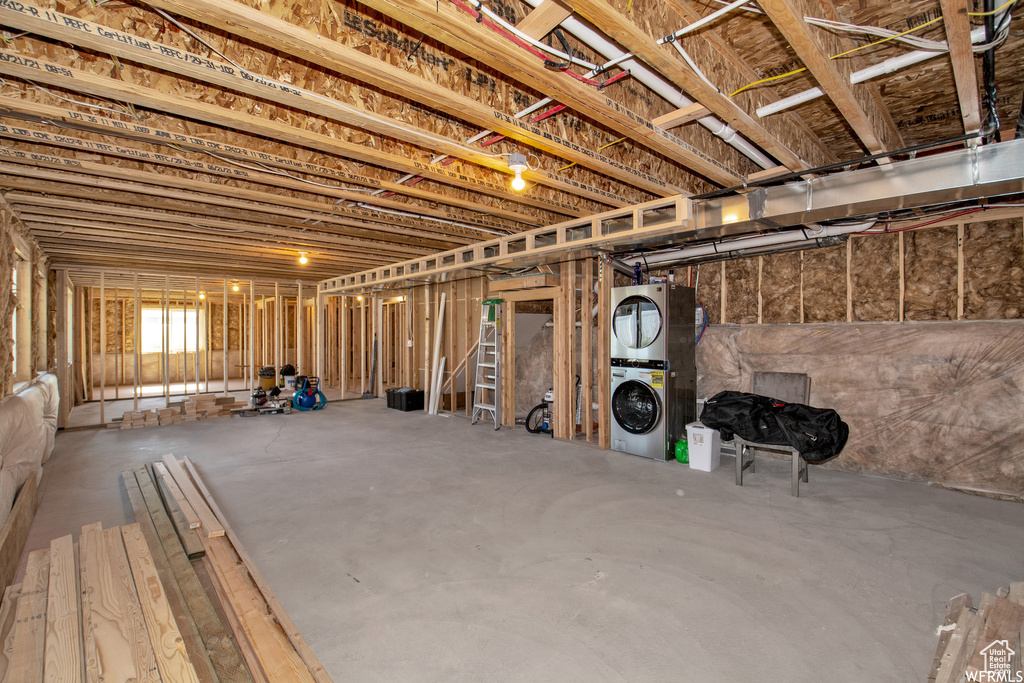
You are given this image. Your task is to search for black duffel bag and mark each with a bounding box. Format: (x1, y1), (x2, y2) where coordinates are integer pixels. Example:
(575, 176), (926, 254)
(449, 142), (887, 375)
(700, 391), (849, 463)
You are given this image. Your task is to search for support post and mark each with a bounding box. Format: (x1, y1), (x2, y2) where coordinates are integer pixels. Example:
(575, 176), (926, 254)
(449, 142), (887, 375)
(99, 271), (105, 425)
(582, 259), (594, 442)
(249, 281), (256, 391)
(223, 279), (229, 397)
(598, 259), (611, 449)
(274, 282), (282, 389)
(296, 281), (303, 374)
(133, 273), (140, 412)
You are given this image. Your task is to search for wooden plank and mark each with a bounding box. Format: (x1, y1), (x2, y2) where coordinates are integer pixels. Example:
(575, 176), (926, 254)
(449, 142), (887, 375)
(200, 537), (313, 682)
(486, 273), (560, 293)
(553, 259), (575, 439)
(957, 223), (965, 320)
(80, 522), (138, 683)
(161, 456), (226, 539)
(936, 609), (984, 683)
(44, 534), (83, 683)
(153, 463), (202, 531)
(0, 583), (23, 681)
(102, 527), (160, 682)
(181, 458), (331, 683)
(8, 548), (49, 683)
(514, 0), (571, 39)
(129, 467), (251, 683)
(121, 471), (220, 683)
(121, 524), (201, 683)
(939, 0), (982, 134)
(928, 593), (972, 683)
(151, 465), (206, 560)
(747, 166), (790, 183)
(194, 554), (267, 683)
(0, 472), (38, 595)
(500, 301), (516, 427)
(427, 293), (446, 415)
(651, 103), (710, 130)
(78, 541), (98, 683)
(758, 0), (902, 156)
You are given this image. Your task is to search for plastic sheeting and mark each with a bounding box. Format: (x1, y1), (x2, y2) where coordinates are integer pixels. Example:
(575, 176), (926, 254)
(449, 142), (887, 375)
(696, 321), (1024, 495)
(0, 374), (58, 527)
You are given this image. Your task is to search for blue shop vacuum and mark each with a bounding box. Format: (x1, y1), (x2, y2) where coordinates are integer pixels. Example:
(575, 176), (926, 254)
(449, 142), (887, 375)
(291, 376), (328, 411)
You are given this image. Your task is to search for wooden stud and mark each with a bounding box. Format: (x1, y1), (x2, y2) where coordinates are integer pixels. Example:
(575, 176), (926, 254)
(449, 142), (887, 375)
(898, 232), (906, 322)
(846, 238), (853, 322)
(134, 274), (140, 411)
(0, 472), (38, 597)
(102, 527), (160, 682)
(597, 259), (611, 449)
(756, 256), (763, 324)
(500, 301), (516, 427)
(100, 272), (105, 425)
(582, 260), (594, 442)
(957, 223), (965, 319)
(514, 0), (571, 39)
(799, 251), (805, 324)
(720, 261), (727, 324)
(152, 462), (202, 532)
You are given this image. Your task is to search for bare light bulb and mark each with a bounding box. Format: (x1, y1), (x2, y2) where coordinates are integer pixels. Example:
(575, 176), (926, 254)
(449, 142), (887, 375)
(232, 282), (239, 292)
(199, 292), (205, 300)
(298, 252), (308, 265)
(508, 152), (528, 192)
(356, 295), (363, 301)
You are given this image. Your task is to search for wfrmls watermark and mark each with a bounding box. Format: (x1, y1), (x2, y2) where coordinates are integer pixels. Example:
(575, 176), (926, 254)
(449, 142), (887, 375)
(966, 640), (1023, 683)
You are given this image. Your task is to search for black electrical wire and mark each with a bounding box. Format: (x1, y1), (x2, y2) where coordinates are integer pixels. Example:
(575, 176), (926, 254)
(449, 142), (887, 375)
(982, 0), (1000, 144)
(543, 29), (573, 69)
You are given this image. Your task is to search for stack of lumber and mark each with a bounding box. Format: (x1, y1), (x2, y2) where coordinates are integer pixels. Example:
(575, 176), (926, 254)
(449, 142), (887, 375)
(929, 582), (1024, 682)
(0, 520), (201, 681)
(115, 396), (250, 430)
(123, 455), (331, 682)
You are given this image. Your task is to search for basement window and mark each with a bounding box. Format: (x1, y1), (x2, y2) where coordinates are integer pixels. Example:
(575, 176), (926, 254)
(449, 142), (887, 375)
(140, 307), (204, 354)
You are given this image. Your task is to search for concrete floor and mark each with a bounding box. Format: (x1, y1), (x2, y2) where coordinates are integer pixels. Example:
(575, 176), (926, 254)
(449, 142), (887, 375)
(28, 400), (1024, 681)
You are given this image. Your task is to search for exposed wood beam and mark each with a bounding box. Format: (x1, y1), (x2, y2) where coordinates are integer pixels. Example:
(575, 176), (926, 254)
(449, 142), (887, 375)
(661, 0), (837, 165)
(17, 211), (416, 262)
(0, 121), (528, 232)
(0, 2), (671, 198)
(515, 0), (572, 39)
(0, 152), (479, 243)
(563, 0), (824, 171)
(0, 97), (583, 219)
(651, 103), (710, 130)
(351, 0), (744, 186)
(758, 0), (903, 155)
(939, 0), (982, 134)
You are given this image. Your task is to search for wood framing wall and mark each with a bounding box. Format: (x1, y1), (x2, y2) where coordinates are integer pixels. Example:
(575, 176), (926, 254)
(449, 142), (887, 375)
(0, 196), (47, 399)
(323, 256), (605, 441)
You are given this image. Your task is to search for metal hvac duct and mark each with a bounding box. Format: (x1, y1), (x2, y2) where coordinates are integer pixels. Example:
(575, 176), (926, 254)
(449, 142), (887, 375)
(693, 138), (1024, 241)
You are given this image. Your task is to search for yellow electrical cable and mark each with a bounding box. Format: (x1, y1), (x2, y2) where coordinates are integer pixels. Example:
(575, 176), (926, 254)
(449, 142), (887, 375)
(730, 15), (942, 98)
(556, 138), (626, 173)
(968, 0), (1015, 16)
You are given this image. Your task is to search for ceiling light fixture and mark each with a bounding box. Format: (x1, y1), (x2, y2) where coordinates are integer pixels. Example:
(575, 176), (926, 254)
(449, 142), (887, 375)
(508, 152), (528, 192)
(232, 281), (240, 292)
(199, 292), (205, 300)
(298, 251), (308, 265)
(356, 295), (364, 301)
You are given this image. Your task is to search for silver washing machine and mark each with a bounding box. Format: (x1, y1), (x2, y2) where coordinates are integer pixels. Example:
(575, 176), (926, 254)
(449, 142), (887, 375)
(610, 359), (668, 460)
(611, 284), (670, 361)
(609, 284), (697, 461)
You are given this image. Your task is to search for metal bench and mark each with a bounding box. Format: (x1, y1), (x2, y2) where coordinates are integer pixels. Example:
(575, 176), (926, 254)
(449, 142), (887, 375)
(734, 372), (812, 497)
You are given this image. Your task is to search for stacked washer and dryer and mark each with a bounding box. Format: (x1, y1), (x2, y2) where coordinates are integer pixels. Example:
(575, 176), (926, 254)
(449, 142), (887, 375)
(610, 284), (697, 460)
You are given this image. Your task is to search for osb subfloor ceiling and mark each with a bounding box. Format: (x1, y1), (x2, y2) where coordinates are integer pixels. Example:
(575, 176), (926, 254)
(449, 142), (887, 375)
(0, 0), (1020, 280)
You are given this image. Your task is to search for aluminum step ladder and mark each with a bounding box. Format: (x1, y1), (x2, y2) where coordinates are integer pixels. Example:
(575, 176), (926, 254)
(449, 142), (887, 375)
(471, 299), (502, 429)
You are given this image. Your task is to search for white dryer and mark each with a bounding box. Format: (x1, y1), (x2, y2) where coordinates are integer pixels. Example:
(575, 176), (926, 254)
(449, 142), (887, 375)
(611, 284), (670, 361)
(610, 359), (669, 460)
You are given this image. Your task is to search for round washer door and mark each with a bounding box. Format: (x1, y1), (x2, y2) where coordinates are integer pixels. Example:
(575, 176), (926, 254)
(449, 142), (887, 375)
(613, 295), (662, 349)
(612, 380), (662, 434)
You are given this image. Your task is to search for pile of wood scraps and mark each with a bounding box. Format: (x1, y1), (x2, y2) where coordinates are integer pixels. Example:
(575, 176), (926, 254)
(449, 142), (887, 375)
(113, 396), (250, 430)
(929, 582), (1024, 682)
(0, 454), (331, 682)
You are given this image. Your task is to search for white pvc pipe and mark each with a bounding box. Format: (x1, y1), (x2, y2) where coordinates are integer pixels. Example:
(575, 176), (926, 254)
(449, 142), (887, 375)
(660, 0), (751, 42)
(521, 0), (775, 170)
(630, 221), (875, 266)
(757, 25), (989, 118)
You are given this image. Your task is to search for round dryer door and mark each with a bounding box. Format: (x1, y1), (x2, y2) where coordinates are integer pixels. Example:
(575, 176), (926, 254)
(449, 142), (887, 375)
(612, 380), (663, 434)
(613, 296), (662, 349)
